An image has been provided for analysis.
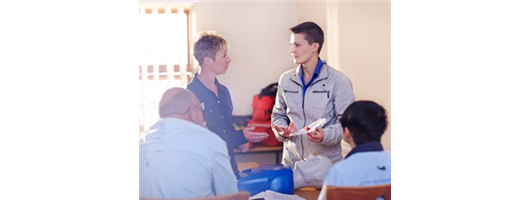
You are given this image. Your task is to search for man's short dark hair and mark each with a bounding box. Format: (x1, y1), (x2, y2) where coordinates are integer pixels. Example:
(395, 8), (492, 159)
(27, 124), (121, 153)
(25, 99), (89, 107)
(290, 21), (324, 54)
(340, 101), (388, 145)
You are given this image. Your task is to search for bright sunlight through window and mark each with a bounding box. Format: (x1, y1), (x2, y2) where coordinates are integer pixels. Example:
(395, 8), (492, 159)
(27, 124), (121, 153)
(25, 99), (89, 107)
(139, 3), (191, 134)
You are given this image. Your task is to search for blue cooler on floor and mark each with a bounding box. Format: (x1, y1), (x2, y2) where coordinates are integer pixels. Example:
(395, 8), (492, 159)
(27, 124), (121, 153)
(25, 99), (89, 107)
(237, 164), (294, 196)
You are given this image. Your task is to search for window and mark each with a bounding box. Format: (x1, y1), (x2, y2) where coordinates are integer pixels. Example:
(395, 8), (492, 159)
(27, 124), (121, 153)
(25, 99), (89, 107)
(139, 2), (192, 133)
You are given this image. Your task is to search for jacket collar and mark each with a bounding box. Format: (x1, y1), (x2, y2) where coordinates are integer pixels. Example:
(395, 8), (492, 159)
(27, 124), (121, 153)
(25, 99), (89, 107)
(290, 59), (329, 86)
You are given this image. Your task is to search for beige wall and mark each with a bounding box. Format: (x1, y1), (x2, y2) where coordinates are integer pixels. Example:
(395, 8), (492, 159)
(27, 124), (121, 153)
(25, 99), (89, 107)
(340, 2), (391, 151)
(192, 1), (391, 151)
(191, 2), (297, 115)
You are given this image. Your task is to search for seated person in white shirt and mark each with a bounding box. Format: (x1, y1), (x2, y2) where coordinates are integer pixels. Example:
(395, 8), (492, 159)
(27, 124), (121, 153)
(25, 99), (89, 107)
(139, 87), (238, 199)
(318, 100), (391, 200)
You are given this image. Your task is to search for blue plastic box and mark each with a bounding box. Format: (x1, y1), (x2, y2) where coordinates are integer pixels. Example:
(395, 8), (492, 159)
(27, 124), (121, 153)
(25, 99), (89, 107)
(237, 164), (294, 196)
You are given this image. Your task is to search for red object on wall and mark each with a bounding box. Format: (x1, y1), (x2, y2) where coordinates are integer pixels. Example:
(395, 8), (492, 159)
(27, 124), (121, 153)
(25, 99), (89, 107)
(247, 119), (281, 147)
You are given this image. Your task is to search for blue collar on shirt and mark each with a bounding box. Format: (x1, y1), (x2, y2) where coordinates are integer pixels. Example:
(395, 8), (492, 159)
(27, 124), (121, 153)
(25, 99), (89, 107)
(345, 141), (384, 159)
(188, 73), (226, 98)
(300, 58), (324, 98)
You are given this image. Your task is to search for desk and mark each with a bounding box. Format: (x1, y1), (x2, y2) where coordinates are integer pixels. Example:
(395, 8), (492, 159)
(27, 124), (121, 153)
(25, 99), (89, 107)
(295, 187), (321, 200)
(234, 144), (283, 164)
(237, 162), (260, 171)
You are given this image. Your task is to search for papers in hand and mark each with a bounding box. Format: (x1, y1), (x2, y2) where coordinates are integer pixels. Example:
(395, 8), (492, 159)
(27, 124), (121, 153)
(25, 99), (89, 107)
(290, 118), (326, 136)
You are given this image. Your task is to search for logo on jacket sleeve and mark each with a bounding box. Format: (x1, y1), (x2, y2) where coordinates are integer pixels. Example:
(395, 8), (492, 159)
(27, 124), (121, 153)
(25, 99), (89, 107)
(377, 165), (386, 171)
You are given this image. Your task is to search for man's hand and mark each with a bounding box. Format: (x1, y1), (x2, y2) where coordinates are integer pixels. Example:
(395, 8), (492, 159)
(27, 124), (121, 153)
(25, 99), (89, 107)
(273, 122), (296, 138)
(307, 127), (324, 143)
(243, 126), (269, 143)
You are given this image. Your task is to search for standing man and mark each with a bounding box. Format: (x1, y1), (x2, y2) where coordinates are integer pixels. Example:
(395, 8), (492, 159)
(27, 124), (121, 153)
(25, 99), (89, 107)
(272, 22), (355, 167)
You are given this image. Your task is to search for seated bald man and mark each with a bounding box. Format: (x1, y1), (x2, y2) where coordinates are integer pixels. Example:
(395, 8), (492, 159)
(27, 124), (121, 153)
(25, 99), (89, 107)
(139, 87), (238, 199)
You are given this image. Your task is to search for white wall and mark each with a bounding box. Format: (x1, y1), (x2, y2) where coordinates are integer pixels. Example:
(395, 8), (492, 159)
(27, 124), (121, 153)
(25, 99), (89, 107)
(339, 2), (391, 151)
(192, 2), (297, 115)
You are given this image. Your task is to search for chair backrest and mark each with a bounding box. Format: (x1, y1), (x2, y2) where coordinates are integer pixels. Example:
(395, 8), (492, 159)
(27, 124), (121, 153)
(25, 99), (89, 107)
(140, 191), (250, 200)
(326, 184), (391, 200)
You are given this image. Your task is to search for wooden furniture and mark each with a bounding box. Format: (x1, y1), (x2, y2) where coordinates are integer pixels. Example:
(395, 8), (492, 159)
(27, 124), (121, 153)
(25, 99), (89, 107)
(234, 144), (283, 164)
(326, 184), (391, 200)
(237, 162), (260, 171)
(294, 187), (321, 200)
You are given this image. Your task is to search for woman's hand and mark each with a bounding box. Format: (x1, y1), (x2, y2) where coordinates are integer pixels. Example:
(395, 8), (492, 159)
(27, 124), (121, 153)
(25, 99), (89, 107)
(243, 126), (269, 142)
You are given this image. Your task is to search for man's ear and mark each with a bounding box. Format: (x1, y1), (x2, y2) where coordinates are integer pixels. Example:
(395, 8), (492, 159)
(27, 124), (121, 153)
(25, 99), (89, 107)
(342, 128), (348, 139)
(312, 43), (320, 53)
(343, 128), (353, 144)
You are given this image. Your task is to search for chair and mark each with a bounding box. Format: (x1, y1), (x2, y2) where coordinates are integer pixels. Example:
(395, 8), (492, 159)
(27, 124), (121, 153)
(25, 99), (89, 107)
(140, 191), (250, 200)
(326, 184), (391, 200)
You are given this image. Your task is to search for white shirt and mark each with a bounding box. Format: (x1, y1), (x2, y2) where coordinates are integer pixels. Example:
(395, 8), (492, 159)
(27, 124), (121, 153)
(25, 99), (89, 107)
(139, 118), (238, 199)
(317, 151), (391, 200)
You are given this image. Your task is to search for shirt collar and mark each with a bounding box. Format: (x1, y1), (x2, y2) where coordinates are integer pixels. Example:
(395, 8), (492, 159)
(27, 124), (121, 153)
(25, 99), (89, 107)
(345, 141), (384, 159)
(315, 58), (323, 76)
(189, 73), (224, 97)
(298, 57), (324, 78)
